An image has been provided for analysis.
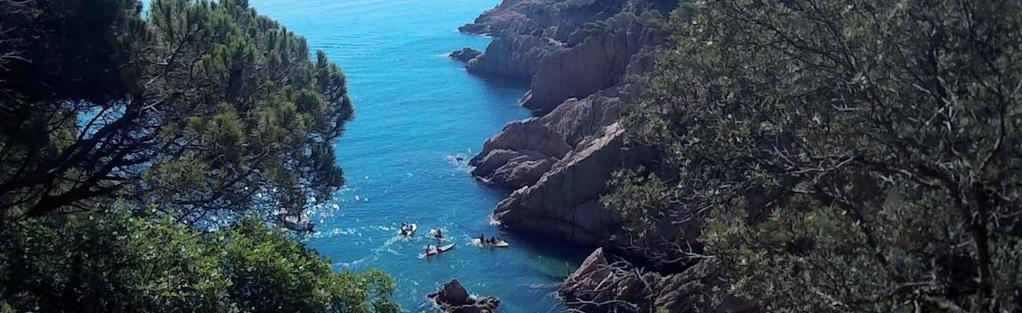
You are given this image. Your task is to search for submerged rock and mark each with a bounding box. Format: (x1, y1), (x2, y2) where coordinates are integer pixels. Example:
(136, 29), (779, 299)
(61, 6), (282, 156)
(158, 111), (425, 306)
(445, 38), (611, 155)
(449, 47), (483, 63)
(429, 279), (501, 313)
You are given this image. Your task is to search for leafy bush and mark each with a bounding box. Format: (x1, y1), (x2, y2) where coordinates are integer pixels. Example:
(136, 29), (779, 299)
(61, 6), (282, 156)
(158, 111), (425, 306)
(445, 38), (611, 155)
(0, 213), (398, 313)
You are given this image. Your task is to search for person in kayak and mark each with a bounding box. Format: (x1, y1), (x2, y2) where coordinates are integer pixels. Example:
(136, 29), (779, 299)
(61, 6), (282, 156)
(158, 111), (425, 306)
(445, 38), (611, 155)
(432, 229), (444, 243)
(400, 223), (415, 235)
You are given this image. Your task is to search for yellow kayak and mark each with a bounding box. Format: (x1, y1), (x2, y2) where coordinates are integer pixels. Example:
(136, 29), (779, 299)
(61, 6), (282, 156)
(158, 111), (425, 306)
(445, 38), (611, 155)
(472, 238), (509, 248)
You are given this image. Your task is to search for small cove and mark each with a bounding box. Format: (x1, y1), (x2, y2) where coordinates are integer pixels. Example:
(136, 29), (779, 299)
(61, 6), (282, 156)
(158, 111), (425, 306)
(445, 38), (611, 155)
(246, 0), (588, 311)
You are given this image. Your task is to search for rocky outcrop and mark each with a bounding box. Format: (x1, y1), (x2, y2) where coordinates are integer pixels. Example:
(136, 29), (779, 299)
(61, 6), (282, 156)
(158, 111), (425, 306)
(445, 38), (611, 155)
(469, 119), (570, 189)
(491, 123), (649, 246)
(470, 149), (556, 189)
(450, 47), (482, 63)
(457, 0), (642, 83)
(521, 15), (653, 113)
(466, 35), (562, 81)
(464, 0), (672, 248)
(458, 0), (751, 311)
(429, 279), (501, 313)
(472, 43), (659, 245)
(560, 248), (759, 313)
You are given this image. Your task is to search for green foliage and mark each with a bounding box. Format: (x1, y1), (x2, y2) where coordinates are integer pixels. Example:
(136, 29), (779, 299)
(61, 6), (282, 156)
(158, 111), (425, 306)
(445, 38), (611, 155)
(0, 0), (353, 227)
(636, 9), (667, 30)
(609, 0), (1022, 311)
(0, 2), (397, 312)
(0, 213), (399, 313)
(582, 8), (670, 39)
(0, 0), (145, 103)
(554, 0), (606, 12)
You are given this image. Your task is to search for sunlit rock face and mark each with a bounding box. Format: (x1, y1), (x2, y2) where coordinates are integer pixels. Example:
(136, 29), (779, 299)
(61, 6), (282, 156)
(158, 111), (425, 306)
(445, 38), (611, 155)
(463, 0), (672, 248)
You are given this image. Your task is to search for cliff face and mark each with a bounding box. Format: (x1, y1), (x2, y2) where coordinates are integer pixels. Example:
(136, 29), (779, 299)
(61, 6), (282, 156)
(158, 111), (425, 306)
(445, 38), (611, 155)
(463, 0), (670, 248)
(459, 0), (656, 91)
(460, 1), (742, 311)
(521, 15), (652, 114)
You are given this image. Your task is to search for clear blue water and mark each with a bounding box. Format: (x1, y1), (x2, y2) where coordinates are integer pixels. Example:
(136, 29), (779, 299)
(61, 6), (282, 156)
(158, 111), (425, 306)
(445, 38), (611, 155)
(244, 1), (586, 311)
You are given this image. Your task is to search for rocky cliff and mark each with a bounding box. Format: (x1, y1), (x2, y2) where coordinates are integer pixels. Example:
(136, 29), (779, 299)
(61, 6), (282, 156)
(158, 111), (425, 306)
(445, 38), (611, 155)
(459, 0), (628, 82)
(461, 0), (670, 248)
(458, 1), (753, 311)
(459, 1), (760, 311)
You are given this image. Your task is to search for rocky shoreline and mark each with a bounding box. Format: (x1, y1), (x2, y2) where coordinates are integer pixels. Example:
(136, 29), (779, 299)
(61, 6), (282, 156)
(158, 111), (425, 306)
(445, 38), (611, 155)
(457, 0), (669, 249)
(452, 0), (730, 311)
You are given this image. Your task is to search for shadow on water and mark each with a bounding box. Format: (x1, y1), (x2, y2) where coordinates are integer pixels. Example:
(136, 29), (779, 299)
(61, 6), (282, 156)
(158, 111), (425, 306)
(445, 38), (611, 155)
(505, 229), (592, 272)
(474, 73), (531, 91)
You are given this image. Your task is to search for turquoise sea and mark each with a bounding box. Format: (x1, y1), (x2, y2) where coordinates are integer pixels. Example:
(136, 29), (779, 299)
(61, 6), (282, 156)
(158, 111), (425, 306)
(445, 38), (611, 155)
(244, 1), (586, 311)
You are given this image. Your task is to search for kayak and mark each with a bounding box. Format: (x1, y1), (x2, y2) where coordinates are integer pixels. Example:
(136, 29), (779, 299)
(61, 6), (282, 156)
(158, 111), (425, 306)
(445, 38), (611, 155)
(472, 238), (509, 248)
(399, 224), (417, 237)
(423, 243), (456, 257)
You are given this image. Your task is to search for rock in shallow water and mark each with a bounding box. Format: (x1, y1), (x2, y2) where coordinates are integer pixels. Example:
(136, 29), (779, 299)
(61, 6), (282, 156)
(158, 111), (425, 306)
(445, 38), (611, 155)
(429, 279), (501, 313)
(449, 47), (483, 63)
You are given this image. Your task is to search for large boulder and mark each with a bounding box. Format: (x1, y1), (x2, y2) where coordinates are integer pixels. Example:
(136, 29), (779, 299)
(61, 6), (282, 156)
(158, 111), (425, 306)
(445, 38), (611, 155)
(470, 118), (571, 189)
(539, 85), (630, 147)
(560, 249), (761, 313)
(429, 279), (501, 313)
(474, 118), (571, 159)
(470, 149), (557, 189)
(560, 248), (652, 312)
(492, 123), (642, 246)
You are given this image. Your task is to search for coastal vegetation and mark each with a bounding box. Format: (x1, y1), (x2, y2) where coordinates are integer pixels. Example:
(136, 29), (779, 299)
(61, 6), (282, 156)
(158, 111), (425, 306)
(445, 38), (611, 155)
(3, 0), (1020, 311)
(0, 0), (396, 311)
(0, 213), (397, 313)
(608, 0), (1022, 311)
